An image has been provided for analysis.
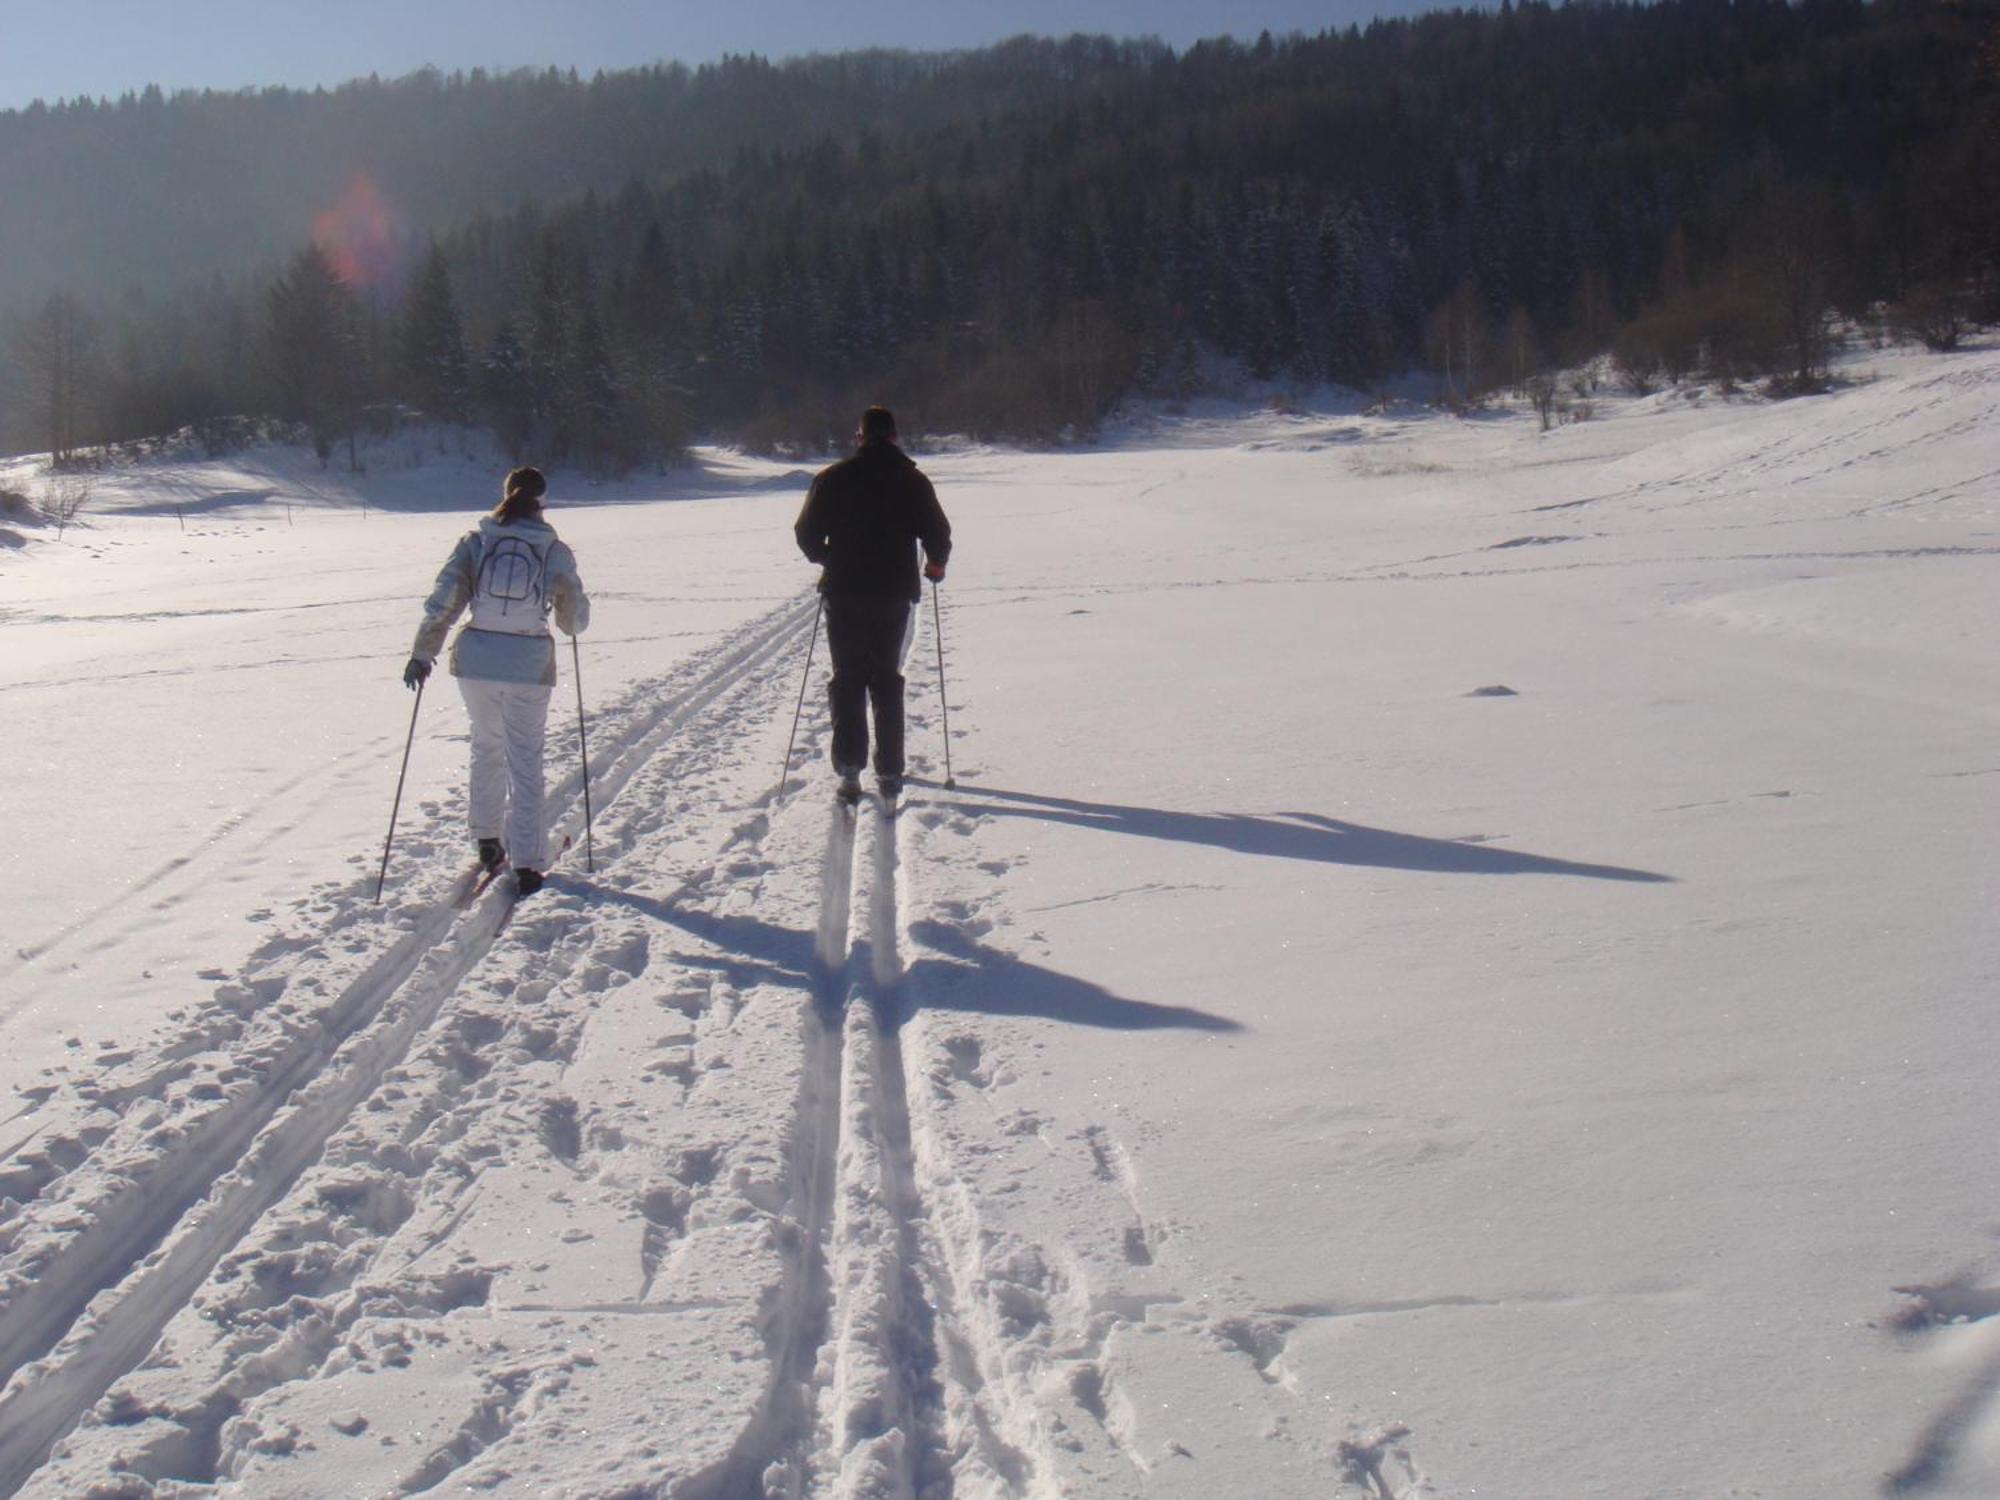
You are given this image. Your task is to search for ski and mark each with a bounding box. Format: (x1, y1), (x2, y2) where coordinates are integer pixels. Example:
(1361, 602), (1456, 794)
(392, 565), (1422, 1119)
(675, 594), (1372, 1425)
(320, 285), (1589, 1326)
(489, 887), (521, 941)
(457, 860), (508, 909)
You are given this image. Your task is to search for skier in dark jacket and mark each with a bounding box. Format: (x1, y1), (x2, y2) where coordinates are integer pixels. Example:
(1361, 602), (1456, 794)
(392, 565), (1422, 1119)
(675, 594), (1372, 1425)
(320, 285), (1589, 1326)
(794, 406), (952, 800)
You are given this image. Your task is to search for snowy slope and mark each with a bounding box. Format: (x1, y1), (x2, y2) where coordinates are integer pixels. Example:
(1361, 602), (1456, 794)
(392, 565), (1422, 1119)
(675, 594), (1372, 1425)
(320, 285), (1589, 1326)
(2, 344), (1998, 1498)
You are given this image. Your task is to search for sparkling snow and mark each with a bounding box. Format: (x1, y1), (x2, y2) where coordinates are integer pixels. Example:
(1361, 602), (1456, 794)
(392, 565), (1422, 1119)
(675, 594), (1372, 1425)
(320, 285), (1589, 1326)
(2, 344), (1997, 1497)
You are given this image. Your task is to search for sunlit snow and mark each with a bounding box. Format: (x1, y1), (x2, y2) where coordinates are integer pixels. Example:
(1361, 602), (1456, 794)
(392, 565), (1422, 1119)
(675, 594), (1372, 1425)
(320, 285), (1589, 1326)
(2, 344), (1997, 1497)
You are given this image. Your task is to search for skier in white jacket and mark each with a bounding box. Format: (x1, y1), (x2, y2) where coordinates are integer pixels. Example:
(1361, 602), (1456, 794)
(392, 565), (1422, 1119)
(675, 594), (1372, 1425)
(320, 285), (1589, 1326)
(403, 467), (590, 897)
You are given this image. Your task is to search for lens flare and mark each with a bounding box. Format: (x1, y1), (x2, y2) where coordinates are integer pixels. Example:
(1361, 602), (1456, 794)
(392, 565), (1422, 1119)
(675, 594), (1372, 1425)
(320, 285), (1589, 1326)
(312, 172), (401, 291)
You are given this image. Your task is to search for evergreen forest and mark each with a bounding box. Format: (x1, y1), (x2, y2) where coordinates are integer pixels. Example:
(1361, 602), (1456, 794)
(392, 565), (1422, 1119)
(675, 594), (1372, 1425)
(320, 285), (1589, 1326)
(2, 0), (1995, 467)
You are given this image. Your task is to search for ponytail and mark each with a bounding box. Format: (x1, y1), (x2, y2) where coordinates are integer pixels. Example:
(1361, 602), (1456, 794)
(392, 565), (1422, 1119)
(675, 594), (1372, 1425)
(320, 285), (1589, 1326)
(493, 466), (547, 524)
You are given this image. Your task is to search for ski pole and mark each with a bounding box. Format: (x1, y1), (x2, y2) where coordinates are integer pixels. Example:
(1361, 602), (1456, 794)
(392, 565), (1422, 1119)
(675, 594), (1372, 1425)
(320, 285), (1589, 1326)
(776, 595), (824, 801)
(572, 635), (595, 873)
(375, 680), (425, 902)
(931, 578), (956, 789)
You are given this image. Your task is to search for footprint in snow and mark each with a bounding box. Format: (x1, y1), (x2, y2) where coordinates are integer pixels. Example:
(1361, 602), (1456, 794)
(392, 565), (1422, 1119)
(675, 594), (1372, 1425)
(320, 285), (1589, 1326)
(1887, 1280), (2000, 1331)
(659, 986), (708, 1018)
(646, 1050), (696, 1086)
(674, 1145), (722, 1187)
(941, 1034), (992, 1089)
(538, 1098), (583, 1164)
(1212, 1315), (1294, 1383)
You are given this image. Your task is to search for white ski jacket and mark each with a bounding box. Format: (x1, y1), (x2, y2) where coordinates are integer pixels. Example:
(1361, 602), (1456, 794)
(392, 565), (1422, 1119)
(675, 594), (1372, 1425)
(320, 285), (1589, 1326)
(411, 515), (590, 686)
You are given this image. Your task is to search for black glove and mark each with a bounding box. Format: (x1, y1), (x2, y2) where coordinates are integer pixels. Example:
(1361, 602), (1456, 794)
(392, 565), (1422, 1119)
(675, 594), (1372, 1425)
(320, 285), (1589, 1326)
(403, 656), (432, 690)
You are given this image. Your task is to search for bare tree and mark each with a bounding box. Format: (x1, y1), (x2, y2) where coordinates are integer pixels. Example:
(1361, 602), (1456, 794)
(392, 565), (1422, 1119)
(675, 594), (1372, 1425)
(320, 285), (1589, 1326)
(1612, 322), (1664, 394)
(9, 293), (98, 465)
(1424, 278), (1492, 408)
(1564, 264), (1615, 365)
(1525, 373), (1560, 431)
(1887, 275), (1976, 352)
(40, 469), (94, 539)
(1502, 305), (1539, 393)
(1762, 182), (1839, 392)
(1051, 299), (1126, 436)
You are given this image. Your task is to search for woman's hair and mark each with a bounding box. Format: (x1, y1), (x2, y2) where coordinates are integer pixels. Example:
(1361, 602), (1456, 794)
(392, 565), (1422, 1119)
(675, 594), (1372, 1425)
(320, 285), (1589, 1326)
(492, 466), (547, 524)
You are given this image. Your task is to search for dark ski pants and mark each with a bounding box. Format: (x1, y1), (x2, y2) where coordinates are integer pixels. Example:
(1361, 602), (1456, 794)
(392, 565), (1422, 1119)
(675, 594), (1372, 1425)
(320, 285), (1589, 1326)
(825, 593), (915, 779)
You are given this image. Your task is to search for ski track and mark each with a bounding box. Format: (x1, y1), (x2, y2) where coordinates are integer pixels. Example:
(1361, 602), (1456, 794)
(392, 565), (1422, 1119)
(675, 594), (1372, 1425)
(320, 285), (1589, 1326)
(809, 802), (946, 1500)
(0, 593), (817, 1495)
(700, 803), (856, 1499)
(681, 751), (1080, 1496)
(3, 574), (1394, 1497)
(1883, 1282), (2000, 1495)
(1557, 369), (2000, 524)
(708, 796), (963, 1500)
(2, 584), (1055, 1499)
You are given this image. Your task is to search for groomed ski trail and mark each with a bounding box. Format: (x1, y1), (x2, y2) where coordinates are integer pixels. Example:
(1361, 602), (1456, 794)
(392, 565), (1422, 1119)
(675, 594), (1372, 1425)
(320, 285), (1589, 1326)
(709, 791), (1020, 1500)
(700, 800), (859, 1499)
(0, 595), (817, 1495)
(8, 586), (1094, 1497)
(811, 799), (947, 1500)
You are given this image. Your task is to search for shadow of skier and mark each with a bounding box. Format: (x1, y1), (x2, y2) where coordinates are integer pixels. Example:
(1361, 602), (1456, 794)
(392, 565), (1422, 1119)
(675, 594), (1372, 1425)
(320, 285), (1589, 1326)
(904, 919), (1242, 1032)
(928, 783), (1674, 883)
(573, 883), (1244, 1034)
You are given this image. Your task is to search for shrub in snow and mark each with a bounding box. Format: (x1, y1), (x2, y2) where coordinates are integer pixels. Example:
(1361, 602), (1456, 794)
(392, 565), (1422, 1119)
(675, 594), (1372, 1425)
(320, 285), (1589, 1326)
(1886, 277), (1981, 353)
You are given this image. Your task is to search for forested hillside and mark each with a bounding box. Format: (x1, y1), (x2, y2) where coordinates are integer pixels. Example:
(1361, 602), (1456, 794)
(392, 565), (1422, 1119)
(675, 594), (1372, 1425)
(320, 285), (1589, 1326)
(0, 42), (1142, 315)
(3, 0), (1994, 462)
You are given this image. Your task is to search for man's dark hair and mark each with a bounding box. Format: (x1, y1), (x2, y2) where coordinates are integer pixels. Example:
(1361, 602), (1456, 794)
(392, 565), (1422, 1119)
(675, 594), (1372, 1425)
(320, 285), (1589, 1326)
(859, 406), (897, 443)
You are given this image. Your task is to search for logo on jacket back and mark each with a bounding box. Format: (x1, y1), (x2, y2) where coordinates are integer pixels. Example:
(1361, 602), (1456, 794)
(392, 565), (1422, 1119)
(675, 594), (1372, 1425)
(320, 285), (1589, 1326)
(477, 534), (546, 618)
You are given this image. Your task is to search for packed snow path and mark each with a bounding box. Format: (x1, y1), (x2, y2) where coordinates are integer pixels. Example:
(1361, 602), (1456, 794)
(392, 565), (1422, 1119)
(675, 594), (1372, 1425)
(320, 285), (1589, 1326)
(2, 598), (834, 1491)
(4, 342), (2000, 1496)
(1, 582), (1199, 1497)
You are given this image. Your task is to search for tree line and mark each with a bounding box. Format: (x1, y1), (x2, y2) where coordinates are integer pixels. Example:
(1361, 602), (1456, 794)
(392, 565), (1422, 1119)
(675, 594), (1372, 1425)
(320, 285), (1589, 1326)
(4, 0), (1996, 468)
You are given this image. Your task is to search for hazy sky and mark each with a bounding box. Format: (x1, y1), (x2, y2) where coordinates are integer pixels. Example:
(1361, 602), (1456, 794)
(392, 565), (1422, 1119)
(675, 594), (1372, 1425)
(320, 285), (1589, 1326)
(1, 0), (1459, 111)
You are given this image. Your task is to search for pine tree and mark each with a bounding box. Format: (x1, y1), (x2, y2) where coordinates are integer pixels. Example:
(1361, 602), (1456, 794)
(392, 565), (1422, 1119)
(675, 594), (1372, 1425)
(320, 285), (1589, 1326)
(524, 237), (574, 459)
(479, 321), (535, 461)
(265, 245), (365, 465)
(400, 243), (471, 426)
(569, 285), (627, 472)
(4, 1), (1991, 457)
(611, 222), (694, 464)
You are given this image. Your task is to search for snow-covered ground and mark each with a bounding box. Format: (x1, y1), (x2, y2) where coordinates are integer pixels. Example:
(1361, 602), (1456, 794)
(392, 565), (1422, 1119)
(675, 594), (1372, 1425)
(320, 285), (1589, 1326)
(2, 345), (1997, 1498)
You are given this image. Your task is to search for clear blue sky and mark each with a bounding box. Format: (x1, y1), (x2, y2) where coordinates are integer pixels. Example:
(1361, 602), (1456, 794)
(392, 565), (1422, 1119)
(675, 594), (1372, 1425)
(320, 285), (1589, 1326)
(1, 0), (1463, 111)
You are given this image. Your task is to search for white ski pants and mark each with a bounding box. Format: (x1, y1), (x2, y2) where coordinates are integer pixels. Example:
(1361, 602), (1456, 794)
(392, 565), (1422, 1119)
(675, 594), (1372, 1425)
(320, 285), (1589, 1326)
(459, 676), (554, 870)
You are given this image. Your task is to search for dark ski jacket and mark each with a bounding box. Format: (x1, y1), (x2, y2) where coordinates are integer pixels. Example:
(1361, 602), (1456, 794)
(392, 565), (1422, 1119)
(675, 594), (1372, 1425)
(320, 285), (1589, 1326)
(794, 440), (952, 601)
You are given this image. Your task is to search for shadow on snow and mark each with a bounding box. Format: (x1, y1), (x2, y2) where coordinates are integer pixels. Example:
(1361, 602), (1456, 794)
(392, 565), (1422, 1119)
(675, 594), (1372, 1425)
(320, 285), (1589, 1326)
(934, 783), (1674, 884)
(576, 883), (1243, 1035)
